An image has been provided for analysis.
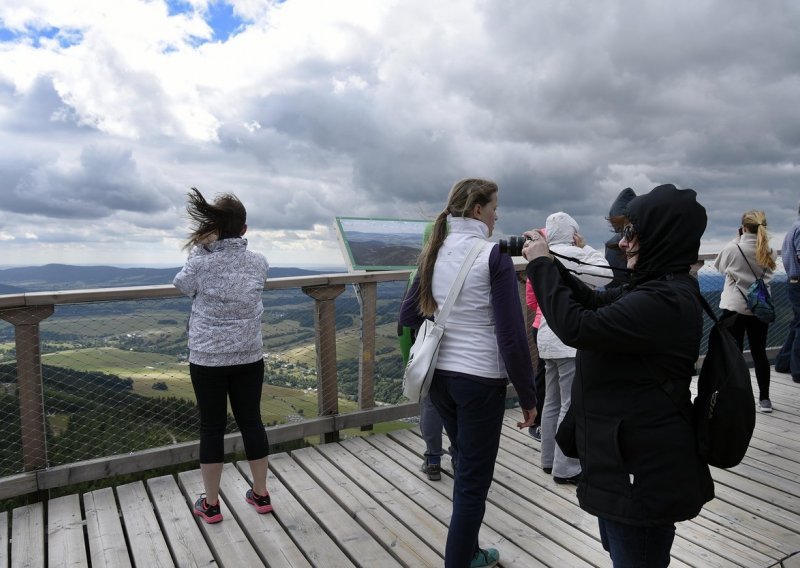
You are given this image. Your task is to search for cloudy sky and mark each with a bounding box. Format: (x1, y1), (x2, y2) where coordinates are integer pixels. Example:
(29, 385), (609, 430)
(1, 0), (798, 270)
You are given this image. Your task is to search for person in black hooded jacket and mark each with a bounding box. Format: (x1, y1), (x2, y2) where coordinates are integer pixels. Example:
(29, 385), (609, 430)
(522, 184), (714, 568)
(604, 187), (636, 287)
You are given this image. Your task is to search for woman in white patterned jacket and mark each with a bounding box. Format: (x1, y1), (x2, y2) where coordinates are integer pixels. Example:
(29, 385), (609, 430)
(173, 188), (272, 524)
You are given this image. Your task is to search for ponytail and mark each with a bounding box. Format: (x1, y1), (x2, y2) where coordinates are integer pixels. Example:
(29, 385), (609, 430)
(417, 211), (450, 317)
(415, 178), (498, 317)
(741, 210), (776, 270)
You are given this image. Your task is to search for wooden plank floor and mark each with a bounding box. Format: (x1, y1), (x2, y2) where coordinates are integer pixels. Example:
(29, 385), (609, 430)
(2, 369), (799, 568)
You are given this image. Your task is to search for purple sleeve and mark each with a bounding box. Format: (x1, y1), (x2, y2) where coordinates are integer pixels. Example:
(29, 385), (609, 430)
(399, 274), (425, 329)
(489, 245), (537, 410)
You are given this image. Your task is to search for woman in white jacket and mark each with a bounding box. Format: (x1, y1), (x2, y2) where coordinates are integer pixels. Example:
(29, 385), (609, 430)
(537, 212), (612, 484)
(713, 210), (776, 412)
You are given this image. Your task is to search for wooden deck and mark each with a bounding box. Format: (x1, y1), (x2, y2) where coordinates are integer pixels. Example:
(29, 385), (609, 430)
(2, 369), (800, 568)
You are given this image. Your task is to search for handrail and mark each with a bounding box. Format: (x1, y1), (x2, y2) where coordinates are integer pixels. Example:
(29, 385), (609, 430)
(0, 269), (413, 309)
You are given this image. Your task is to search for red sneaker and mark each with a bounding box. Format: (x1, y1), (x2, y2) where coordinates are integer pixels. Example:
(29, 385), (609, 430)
(245, 488), (273, 514)
(193, 496), (222, 524)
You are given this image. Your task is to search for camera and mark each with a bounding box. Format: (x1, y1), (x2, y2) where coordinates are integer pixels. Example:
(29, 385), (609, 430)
(498, 235), (529, 256)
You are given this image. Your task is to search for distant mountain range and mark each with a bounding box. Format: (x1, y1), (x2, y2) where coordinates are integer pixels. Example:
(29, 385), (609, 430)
(0, 262), (737, 295)
(0, 264), (337, 293)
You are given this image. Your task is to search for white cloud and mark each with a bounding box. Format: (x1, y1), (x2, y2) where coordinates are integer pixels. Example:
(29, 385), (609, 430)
(0, 0), (798, 268)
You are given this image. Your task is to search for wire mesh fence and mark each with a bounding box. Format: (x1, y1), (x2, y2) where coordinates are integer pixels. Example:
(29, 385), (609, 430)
(0, 260), (792, 480)
(0, 277), (411, 478)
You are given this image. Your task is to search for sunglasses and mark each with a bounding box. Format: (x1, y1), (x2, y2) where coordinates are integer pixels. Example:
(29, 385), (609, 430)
(621, 223), (637, 241)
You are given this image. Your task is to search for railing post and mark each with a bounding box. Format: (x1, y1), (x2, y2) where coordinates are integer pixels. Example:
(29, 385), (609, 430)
(354, 283), (377, 432)
(0, 305), (55, 472)
(302, 284), (345, 444)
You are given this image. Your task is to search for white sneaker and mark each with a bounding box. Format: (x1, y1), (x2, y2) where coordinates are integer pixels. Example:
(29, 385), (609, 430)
(759, 399), (773, 413)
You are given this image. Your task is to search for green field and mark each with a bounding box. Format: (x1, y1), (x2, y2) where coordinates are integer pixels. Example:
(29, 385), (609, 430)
(19, 298), (408, 432)
(40, 346), (361, 425)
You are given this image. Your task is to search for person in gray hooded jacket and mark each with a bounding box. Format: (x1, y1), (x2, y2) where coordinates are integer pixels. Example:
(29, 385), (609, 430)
(536, 212), (612, 485)
(173, 188), (273, 524)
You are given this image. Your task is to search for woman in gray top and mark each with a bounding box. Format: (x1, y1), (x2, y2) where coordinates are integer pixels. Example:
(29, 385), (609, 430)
(173, 188), (272, 523)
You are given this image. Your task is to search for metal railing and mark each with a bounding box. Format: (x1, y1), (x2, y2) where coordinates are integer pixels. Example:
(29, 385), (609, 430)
(0, 257), (790, 499)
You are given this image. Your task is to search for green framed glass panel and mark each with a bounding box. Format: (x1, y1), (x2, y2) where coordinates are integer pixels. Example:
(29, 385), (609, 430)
(334, 216), (430, 271)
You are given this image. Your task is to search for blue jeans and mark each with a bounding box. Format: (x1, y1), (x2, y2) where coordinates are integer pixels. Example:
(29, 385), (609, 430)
(775, 280), (800, 380)
(598, 517), (675, 568)
(429, 371), (506, 568)
(420, 394), (445, 461)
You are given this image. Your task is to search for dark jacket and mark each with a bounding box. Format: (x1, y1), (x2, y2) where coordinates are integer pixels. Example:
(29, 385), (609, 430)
(604, 187), (636, 287)
(528, 184), (714, 526)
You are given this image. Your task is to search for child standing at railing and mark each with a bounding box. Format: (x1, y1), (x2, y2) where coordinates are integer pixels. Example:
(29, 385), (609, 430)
(173, 187), (272, 524)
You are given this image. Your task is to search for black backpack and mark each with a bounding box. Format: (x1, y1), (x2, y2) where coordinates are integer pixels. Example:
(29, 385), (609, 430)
(661, 292), (755, 468)
(693, 294), (756, 468)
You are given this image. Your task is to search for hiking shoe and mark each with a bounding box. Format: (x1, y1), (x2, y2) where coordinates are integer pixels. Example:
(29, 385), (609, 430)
(554, 473), (581, 485)
(420, 459), (442, 481)
(470, 547), (500, 568)
(193, 496), (222, 524)
(245, 488), (273, 514)
(759, 399), (773, 413)
(528, 425), (542, 441)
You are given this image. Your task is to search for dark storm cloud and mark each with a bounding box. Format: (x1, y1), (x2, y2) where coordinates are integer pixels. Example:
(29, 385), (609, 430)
(1, 145), (171, 219)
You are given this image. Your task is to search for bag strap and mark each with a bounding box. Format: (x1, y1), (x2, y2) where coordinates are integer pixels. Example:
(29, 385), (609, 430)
(736, 244), (766, 280)
(735, 244), (769, 307)
(436, 240), (487, 325)
(660, 287), (713, 426)
(696, 289), (718, 323)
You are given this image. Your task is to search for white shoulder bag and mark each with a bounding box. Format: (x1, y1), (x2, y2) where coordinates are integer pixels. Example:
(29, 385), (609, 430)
(402, 240), (487, 402)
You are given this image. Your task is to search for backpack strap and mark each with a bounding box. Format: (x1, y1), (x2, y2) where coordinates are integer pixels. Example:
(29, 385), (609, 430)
(735, 244), (769, 307)
(736, 244), (767, 280)
(660, 288), (712, 426)
(696, 289), (718, 323)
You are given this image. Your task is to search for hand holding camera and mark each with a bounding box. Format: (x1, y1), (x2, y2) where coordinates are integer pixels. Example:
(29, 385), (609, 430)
(521, 229), (551, 262)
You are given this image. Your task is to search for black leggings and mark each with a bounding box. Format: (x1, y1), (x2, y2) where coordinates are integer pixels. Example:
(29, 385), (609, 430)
(190, 360), (269, 463)
(722, 310), (771, 401)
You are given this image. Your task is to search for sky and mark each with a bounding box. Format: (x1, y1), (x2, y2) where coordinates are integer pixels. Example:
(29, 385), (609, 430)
(0, 0), (799, 269)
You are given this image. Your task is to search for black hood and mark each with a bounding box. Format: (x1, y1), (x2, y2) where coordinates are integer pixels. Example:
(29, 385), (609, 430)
(605, 186), (637, 248)
(626, 184), (706, 284)
(608, 187), (637, 217)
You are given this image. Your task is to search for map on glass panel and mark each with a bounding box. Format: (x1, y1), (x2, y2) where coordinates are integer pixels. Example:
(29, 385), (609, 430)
(334, 216), (431, 271)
